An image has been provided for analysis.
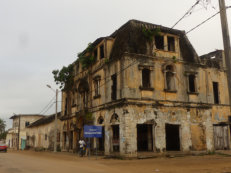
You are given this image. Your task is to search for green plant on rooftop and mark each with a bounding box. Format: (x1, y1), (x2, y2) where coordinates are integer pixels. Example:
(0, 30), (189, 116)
(142, 26), (161, 42)
(78, 43), (96, 69)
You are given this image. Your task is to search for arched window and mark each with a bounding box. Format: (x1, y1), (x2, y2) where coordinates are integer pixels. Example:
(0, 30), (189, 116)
(110, 113), (119, 123)
(164, 65), (176, 91)
(78, 79), (89, 109)
(98, 116), (104, 124)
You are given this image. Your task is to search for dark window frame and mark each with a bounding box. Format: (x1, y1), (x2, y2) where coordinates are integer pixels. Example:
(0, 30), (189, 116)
(100, 45), (104, 59)
(111, 74), (117, 100)
(167, 36), (175, 52)
(155, 35), (164, 50)
(213, 82), (220, 104)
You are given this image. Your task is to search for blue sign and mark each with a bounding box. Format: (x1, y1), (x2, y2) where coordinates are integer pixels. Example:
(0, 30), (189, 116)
(84, 125), (102, 138)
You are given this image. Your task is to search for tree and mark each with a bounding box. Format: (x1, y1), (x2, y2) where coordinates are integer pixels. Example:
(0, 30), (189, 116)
(0, 118), (6, 140)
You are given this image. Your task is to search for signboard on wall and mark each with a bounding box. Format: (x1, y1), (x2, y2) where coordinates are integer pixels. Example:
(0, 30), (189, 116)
(84, 125), (102, 138)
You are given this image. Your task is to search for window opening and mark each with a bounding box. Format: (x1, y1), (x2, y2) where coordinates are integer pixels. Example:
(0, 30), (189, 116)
(98, 116), (104, 124)
(155, 35), (164, 50)
(94, 80), (100, 96)
(165, 65), (175, 91)
(142, 69), (151, 88)
(98, 127), (105, 151)
(188, 74), (196, 93)
(213, 82), (219, 104)
(83, 92), (88, 108)
(112, 125), (119, 152)
(167, 36), (175, 52)
(100, 45), (104, 59)
(111, 74), (117, 100)
(94, 49), (98, 59)
(165, 124), (180, 151)
(64, 98), (68, 115)
(25, 121), (30, 127)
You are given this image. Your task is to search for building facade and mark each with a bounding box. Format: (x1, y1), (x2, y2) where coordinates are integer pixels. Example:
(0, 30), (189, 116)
(26, 113), (61, 150)
(7, 114), (44, 150)
(59, 20), (231, 156)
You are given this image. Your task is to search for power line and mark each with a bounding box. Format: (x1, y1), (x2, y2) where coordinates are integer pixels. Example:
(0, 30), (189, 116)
(41, 102), (55, 115)
(38, 95), (56, 115)
(171, 0), (200, 29)
(186, 6), (231, 34)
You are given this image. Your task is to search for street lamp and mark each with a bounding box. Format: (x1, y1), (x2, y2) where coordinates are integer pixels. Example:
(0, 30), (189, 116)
(46, 84), (58, 153)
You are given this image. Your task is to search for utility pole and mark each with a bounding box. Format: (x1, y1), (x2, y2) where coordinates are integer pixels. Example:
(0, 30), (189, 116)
(219, 0), (231, 111)
(17, 115), (20, 150)
(54, 89), (58, 152)
(46, 85), (58, 152)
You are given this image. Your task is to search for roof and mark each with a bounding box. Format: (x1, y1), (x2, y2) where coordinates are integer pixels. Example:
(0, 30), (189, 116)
(27, 112), (61, 128)
(10, 114), (45, 119)
(77, 19), (200, 65)
(200, 50), (224, 69)
(109, 19), (199, 63)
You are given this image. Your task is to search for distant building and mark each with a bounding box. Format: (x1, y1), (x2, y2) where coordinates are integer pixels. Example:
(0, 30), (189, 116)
(26, 113), (61, 150)
(6, 114), (44, 150)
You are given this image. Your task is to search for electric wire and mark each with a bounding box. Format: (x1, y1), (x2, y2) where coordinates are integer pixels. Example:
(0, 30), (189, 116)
(41, 102), (56, 115)
(171, 0), (201, 29)
(38, 95), (56, 115)
(186, 6), (231, 34)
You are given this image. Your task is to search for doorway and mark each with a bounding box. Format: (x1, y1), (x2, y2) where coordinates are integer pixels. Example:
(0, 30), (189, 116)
(214, 125), (229, 150)
(98, 126), (105, 151)
(137, 124), (153, 151)
(112, 125), (119, 152)
(165, 124), (180, 151)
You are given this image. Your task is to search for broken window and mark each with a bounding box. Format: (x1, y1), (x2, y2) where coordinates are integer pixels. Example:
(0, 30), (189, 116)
(83, 92), (88, 108)
(155, 35), (164, 50)
(167, 36), (175, 52)
(188, 74), (196, 93)
(165, 65), (176, 91)
(111, 74), (117, 100)
(213, 82), (219, 104)
(94, 49), (98, 59)
(25, 121), (30, 127)
(78, 80), (89, 109)
(142, 68), (151, 88)
(64, 98), (68, 115)
(94, 79), (100, 97)
(100, 45), (104, 59)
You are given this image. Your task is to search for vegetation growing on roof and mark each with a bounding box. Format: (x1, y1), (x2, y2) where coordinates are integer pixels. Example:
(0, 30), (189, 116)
(78, 43), (96, 69)
(141, 26), (161, 42)
(52, 64), (74, 91)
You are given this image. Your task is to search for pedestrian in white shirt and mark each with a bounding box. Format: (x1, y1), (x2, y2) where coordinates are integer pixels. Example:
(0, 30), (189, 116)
(79, 138), (86, 157)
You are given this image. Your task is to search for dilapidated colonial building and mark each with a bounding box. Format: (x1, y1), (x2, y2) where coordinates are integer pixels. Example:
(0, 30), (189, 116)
(26, 113), (61, 150)
(6, 114), (44, 150)
(59, 20), (231, 156)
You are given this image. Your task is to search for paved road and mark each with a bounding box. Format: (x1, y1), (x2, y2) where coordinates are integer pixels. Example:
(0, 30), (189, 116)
(1, 150), (231, 173)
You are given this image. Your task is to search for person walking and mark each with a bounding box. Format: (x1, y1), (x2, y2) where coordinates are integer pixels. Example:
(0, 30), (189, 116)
(85, 139), (90, 156)
(79, 138), (85, 157)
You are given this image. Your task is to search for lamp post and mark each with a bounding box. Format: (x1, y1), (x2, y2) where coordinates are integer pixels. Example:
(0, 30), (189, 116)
(47, 85), (58, 152)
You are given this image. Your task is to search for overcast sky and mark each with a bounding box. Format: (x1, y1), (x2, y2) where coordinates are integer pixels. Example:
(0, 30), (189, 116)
(1, 0), (231, 129)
